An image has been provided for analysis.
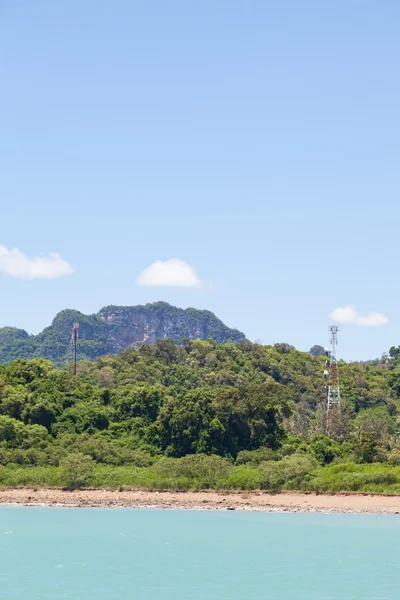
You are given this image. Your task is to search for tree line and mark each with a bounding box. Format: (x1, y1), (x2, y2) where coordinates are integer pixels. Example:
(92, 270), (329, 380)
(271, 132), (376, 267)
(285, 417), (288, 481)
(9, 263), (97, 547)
(0, 339), (400, 489)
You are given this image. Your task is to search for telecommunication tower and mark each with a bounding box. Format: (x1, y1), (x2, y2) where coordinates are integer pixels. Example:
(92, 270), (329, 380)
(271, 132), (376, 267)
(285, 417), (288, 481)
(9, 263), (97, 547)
(73, 321), (79, 377)
(324, 325), (340, 433)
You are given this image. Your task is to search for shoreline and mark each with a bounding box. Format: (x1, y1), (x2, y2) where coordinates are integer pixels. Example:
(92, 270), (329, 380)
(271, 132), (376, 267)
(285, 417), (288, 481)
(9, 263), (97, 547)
(1, 488), (400, 514)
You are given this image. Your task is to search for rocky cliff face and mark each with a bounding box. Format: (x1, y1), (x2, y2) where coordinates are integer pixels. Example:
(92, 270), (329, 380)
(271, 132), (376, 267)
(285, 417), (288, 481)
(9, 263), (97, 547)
(309, 345), (326, 357)
(0, 302), (246, 365)
(98, 303), (245, 351)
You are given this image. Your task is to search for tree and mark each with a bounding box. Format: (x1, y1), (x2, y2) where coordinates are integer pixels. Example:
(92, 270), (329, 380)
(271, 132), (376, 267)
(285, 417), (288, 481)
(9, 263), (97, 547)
(217, 382), (292, 455)
(0, 416), (25, 448)
(310, 435), (339, 465)
(60, 452), (94, 488)
(389, 346), (400, 360)
(354, 432), (379, 463)
(353, 407), (395, 445)
(152, 389), (216, 456)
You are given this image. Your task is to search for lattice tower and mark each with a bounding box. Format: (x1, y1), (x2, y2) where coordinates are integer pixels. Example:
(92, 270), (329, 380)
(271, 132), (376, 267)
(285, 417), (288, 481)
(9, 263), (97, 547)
(324, 325), (341, 434)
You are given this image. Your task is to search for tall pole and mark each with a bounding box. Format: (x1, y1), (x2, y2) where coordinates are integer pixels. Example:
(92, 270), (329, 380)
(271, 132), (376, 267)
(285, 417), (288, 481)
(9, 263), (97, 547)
(73, 321), (79, 378)
(325, 325), (341, 435)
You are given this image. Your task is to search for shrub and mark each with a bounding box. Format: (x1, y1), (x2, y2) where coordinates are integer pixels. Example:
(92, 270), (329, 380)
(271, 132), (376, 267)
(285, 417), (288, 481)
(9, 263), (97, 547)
(258, 461), (285, 491)
(222, 466), (265, 490)
(280, 454), (318, 489)
(235, 448), (276, 465)
(129, 450), (155, 467)
(310, 435), (340, 465)
(152, 455), (233, 488)
(60, 453), (94, 488)
(388, 452), (400, 466)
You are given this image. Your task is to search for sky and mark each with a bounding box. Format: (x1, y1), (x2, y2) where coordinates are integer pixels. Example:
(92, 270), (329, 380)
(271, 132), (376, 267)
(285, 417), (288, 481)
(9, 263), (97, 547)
(1, 0), (399, 361)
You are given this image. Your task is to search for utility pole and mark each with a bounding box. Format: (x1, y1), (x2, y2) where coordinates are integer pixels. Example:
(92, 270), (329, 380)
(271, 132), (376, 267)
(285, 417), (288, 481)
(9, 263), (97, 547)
(324, 325), (341, 435)
(73, 321), (79, 378)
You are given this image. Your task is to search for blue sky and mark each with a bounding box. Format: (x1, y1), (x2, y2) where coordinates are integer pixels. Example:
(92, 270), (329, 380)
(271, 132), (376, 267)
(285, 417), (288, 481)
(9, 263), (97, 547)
(0, 0), (399, 360)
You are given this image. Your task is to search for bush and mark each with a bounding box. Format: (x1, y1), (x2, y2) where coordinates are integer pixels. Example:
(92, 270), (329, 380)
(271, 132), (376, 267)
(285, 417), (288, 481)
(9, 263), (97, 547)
(309, 462), (400, 493)
(279, 437), (304, 457)
(388, 452), (400, 466)
(152, 455), (233, 488)
(280, 454), (318, 489)
(310, 435), (340, 465)
(258, 454), (318, 491)
(222, 466), (265, 490)
(258, 461), (285, 491)
(129, 450), (156, 467)
(60, 453), (94, 488)
(235, 448), (276, 465)
(0, 466), (61, 487)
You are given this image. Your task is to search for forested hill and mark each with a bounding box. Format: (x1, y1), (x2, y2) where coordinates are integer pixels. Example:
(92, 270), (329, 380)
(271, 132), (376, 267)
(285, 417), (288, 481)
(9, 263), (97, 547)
(0, 302), (245, 366)
(1, 339), (400, 475)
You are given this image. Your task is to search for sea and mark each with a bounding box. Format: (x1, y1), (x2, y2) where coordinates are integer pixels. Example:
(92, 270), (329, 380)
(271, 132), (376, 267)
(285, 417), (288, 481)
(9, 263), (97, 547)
(1, 507), (399, 599)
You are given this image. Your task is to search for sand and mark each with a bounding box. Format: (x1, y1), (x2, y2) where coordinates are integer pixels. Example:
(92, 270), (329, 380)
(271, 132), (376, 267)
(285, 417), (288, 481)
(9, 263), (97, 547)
(1, 488), (400, 514)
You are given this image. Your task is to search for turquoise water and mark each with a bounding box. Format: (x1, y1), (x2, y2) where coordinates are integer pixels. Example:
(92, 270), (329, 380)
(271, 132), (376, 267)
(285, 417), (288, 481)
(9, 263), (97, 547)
(1, 508), (400, 599)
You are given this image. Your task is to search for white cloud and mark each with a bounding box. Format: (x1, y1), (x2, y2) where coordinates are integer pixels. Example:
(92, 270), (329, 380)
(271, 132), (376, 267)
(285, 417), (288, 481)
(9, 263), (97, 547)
(330, 306), (358, 324)
(357, 312), (389, 326)
(0, 245), (75, 279)
(330, 305), (388, 327)
(137, 258), (202, 288)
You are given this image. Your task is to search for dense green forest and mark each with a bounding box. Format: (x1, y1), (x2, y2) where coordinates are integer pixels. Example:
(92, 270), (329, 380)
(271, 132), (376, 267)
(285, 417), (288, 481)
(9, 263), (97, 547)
(2, 339), (400, 492)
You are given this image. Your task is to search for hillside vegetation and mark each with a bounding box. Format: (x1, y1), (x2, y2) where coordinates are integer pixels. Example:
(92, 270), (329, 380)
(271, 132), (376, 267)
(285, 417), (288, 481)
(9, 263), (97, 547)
(0, 302), (245, 365)
(1, 339), (400, 492)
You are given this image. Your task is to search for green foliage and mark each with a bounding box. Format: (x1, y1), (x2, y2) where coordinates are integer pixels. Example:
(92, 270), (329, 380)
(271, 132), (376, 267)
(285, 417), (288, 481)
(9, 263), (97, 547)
(309, 462), (400, 493)
(60, 452), (95, 488)
(0, 338), (400, 492)
(309, 435), (340, 465)
(0, 416), (25, 448)
(387, 451), (400, 466)
(259, 454), (317, 490)
(3, 457), (400, 494)
(235, 447), (276, 465)
(354, 432), (380, 463)
(222, 465), (265, 489)
(152, 455), (233, 488)
(278, 454), (318, 489)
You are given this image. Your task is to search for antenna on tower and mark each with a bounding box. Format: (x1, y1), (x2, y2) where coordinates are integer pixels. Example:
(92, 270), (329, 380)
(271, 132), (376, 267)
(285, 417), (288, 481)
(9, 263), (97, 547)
(325, 325), (341, 435)
(73, 321), (79, 378)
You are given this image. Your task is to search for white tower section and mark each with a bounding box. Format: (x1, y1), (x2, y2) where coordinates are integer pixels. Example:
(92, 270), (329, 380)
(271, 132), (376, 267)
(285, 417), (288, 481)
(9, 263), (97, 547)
(327, 325), (340, 410)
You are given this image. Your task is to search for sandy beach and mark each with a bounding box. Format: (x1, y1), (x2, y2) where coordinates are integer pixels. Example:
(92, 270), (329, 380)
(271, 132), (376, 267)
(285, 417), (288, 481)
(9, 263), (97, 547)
(1, 488), (400, 514)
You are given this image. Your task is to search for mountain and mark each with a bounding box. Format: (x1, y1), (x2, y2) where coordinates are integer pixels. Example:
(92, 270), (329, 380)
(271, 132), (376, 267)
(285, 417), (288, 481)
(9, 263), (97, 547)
(0, 302), (246, 366)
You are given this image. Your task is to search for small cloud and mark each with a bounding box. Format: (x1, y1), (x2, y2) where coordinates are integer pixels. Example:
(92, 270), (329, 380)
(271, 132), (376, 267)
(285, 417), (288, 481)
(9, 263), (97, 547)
(357, 312), (389, 326)
(0, 245), (75, 279)
(330, 305), (388, 327)
(137, 258), (202, 288)
(330, 306), (358, 324)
